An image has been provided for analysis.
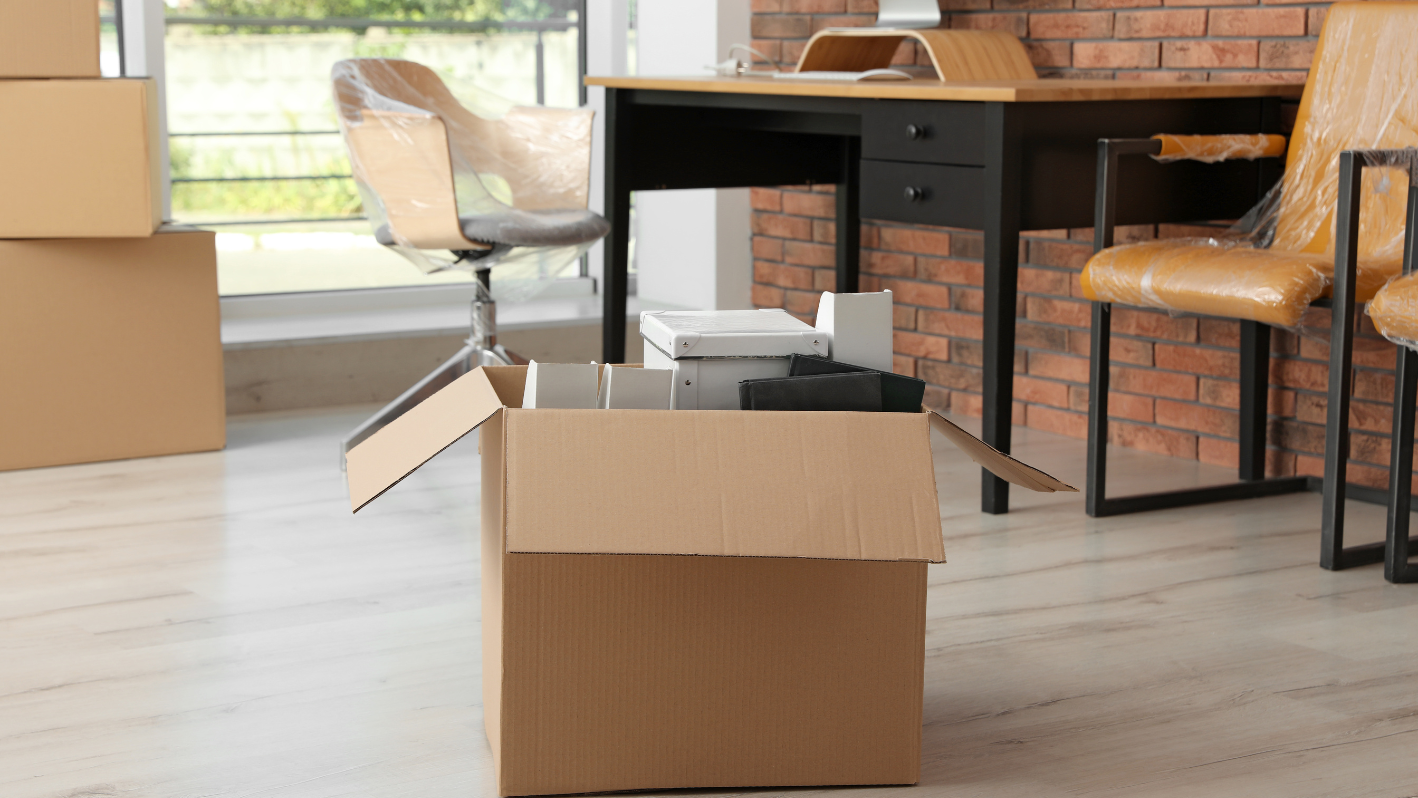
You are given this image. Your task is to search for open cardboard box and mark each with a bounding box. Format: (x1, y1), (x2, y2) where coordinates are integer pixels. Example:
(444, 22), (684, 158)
(346, 365), (1072, 796)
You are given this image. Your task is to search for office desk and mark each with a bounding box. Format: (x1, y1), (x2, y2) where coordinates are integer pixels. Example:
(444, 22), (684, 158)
(587, 75), (1303, 514)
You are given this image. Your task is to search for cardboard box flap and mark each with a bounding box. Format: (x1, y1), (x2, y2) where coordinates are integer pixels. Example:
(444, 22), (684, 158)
(504, 410), (947, 562)
(346, 368), (505, 512)
(927, 410), (1077, 493)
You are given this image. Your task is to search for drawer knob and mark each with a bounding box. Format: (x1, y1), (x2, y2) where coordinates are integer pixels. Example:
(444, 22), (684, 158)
(905, 124), (927, 140)
(903, 186), (928, 202)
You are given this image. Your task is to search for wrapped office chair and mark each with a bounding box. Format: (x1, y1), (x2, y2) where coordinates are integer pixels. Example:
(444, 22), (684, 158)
(1078, 2), (1418, 571)
(1356, 157), (1418, 583)
(332, 58), (610, 457)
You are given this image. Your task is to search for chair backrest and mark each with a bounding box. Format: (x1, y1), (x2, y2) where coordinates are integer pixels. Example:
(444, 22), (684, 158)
(332, 58), (595, 249)
(1272, 1), (1418, 259)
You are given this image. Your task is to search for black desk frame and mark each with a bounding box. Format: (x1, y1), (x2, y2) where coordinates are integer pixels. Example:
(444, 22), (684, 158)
(601, 86), (1284, 514)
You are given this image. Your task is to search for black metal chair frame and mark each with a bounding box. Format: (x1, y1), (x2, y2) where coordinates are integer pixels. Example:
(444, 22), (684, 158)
(1087, 140), (1418, 581)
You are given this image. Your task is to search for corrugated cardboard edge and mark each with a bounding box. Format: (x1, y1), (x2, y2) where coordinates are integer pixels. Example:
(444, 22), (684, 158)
(346, 368), (505, 512)
(927, 410), (1077, 493)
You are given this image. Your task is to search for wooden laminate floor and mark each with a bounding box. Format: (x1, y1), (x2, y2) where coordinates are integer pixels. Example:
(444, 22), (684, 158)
(3, 407), (1417, 798)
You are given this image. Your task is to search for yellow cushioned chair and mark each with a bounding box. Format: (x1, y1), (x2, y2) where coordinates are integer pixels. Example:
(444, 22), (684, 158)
(1080, 2), (1418, 574)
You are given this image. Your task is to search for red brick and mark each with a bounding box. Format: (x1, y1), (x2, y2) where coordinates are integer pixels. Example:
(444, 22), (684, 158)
(893, 305), (917, 330)
(1019, 266), (1071, 295)
(1198, 377), (1239, 409)
(1155, 343), (1239, 378)
(752, 0), (783, 12)
(1354, 341), (1397, 370)
(883, 279), (952, 310)
(754, 260), (815, 290)
(1109, 391), (1156, 422)
(1307, 6), (1326, 35)
(781, 40), (808, 66)
(1029, 351), (1091, 383)
(813, 269), (836, 292)
(950, 390), (983, 417)
(782, 191), (835, 218)
(1116, 71), (1208, 82)
(949, 12), (1029, 37)
(918, 308), (984, 338)
(812, 219), (836, 244)
(1350, 431), (1391, 468)
(1017, 321), (1069, 352)
(1198, 318), (1240, 348)
(783, 289), (821, 316)
(1029, 239), (1092, 270)
(918, 257), (984, 286)
(1156, 399), (1239, 437)
(1013, 374), (1069, 408)
(1026, 296), (1091, 328)
(752, 283), (784, 308)
(811, 15), (873, 33)
(880, 226), (952, 257)
(1209, 7), (1306, 37)
(1109, 421), (1197, 459)
(1198, 437), (1239, 468)
(1162, 0), (1253, 7)
(1270, 357), (1328, 392)
(1259, 40), (1315, 70)
(751, 188), (782, 212)
(864, 250), (914, 277)
(752, 236), (783, 261)
(918, 360), (982, 392)
(1115, 9), (1207, 38)
(894, 355), (916, 376)
(1076, 0), (1160, 7)
(784, 0), (845, 11)
(894, 331), (952, 363)
(940, 0), (989, 8)
(1024, 41), (1072, 69)
(751, 15), (812, 38)
(749, 40), (781, 63)
(1070, 330), (1153, 365)
(1112, 307), (1197, 341)
(783, 240), (835, 268)
(1111, 365), (1197, 400)
(952, 287), (984, 314)
(1074, 41), (1160, 69)
(1029, 11), (1114, 39)
(1029, 405), (1089, 439)
(996, 0), (1071, 8)
(1162, 40), (1258, 69)
(1271, 419), (1325, 455)
(752, 213), (812, 240)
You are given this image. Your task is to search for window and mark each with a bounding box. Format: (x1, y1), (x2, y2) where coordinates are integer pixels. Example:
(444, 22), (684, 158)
(157, 1), (586, 296)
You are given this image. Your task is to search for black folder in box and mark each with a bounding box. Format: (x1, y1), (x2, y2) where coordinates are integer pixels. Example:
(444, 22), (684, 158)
(788, 354), (927, 413)
(738, 372), (883, 412)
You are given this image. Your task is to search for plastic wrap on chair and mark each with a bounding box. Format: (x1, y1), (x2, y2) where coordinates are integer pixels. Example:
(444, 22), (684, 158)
(1370, 273), (1418, 350)
(1151, 134), (1287, 163)
(333, 58), (603, 301)
(1082, 3), (1418, 328)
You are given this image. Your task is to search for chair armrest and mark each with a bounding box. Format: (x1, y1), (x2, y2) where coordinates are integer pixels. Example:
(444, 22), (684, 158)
(1151, 134), (1287, 163)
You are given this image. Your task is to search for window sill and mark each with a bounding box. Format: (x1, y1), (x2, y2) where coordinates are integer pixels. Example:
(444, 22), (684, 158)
(221, 278), (664, 350)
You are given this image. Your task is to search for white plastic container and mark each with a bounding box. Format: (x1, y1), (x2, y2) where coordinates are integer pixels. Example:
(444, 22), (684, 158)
(640, 309), (830, 410)
(598, 365), (673, 409)
(815, 291), (894, 372)
(522, 361), (599, 409)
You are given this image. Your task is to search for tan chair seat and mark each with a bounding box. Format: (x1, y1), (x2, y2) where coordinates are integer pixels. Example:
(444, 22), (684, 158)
(1080, 239), (1401, 327)
(1368, 272), (1418, 348)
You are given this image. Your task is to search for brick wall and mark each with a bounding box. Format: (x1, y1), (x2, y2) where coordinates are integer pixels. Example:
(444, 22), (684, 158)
(748, 0), (1413, 489)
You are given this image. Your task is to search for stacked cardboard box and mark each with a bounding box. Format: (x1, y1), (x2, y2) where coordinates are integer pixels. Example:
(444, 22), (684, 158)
(0, 0), (225, 471)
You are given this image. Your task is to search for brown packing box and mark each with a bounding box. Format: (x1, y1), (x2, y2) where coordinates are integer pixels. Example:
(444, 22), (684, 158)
(0, 228), (225, 471)
(346, 366), (1073, 796)
(0, 0), (100, 78)
(0, 78), (163, 238)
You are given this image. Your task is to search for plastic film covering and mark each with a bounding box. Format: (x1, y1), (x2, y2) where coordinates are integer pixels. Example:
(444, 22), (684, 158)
(1369, 272), (1418, 350)
(1082, 2), (1418, 327)
(332, 58), (607, 301)
(1151, 134), (1288, 164)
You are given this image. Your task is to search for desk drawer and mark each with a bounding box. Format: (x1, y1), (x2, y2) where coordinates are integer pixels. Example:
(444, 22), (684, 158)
(860, 159), (985, 228)
(862, 101), (987, 166)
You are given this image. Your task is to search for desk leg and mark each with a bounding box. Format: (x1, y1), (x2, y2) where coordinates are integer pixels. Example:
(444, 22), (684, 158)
(602, 88), (631, 364)
(981, 104), (1021, 514)
(835, 138), (861, 294)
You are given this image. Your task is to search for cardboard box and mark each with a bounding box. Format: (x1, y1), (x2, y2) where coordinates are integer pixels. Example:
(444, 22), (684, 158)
(0, 79), (163, 238)
(346, 366), (1073, 796)
(0, 0), (100, 78)
(0, 228), (226, 471)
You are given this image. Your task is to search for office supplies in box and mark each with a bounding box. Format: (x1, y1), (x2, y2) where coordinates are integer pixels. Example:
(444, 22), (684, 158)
(0, 79), (163, 238)
(521, 361), (599, 408)
(790, 353), (927, 413)
(739, 372), (884, 411)
(598, 365), (672, 409)
(0, 0), (100, 78)
(816, 290), (894, 371)
(345, 365), (1074, 796)
(640, 308), (829, 410)
(0, 228), (225, 472)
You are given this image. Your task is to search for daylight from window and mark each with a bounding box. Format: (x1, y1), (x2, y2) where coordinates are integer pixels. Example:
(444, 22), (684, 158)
(160, 0), (584, 295)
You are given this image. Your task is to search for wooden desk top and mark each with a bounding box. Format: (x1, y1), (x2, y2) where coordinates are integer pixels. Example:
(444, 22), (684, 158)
(585, 74), (1304, 103)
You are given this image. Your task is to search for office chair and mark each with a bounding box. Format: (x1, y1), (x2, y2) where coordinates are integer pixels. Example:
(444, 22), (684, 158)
(332, 58), (610, 458)
(1078, 2), (1418, 572)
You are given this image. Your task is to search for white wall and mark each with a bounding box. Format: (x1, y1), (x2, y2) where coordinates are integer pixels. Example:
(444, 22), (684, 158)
(633, 0), (753, 311)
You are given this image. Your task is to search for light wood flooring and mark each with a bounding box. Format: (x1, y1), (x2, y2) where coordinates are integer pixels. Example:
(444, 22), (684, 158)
(3, 407), (1417, 798)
